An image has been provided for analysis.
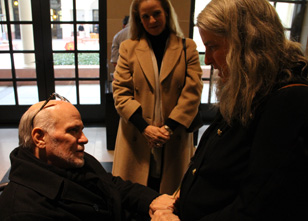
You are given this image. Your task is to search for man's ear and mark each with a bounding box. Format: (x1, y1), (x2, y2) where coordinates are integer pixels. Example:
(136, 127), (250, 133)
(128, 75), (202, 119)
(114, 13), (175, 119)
(32, 128), (46, 148)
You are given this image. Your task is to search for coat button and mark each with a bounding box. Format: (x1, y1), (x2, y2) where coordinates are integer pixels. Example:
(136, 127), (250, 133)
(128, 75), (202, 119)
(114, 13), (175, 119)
(192, 168), (197, 175)
(93, 204), (100, 212)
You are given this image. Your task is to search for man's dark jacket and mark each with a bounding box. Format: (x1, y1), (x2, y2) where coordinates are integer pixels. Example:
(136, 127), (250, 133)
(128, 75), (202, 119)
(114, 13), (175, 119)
(0, 147), (159, 220)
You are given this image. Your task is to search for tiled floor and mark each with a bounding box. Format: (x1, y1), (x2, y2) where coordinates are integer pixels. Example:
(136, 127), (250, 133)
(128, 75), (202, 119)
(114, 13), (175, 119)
(0, 125), (208, 182)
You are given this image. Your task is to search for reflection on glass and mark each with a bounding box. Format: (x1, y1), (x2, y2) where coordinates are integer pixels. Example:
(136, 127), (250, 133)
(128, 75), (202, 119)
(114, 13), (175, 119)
(0, 82), (15, 105)
(11, 24), (34, 50)
(0, 2), (6, 22)
(0, 24), (8, 50)
(50, 0), (73, 22)
(276, 3), (294, 28)
(53, 53), (76, 78)
(285, 30), (291, 40)
(200, 65), (217, 104)
(76, 0), (98, 21)
(14, 53), (36, 78)
(55, 81), (77, 104)
(17, 81), (38, 105)
(194, 0), (211, 23)
(201, 81), (217, 104)
(9, 0), (32, 21)
(51, 24), (74, 51)
(78, 53), (99, 78)
(77, 24), (99, 50)
(0, 54), (12, 75)
(193, 26), (204, 53)
(79, 81), (100, 104)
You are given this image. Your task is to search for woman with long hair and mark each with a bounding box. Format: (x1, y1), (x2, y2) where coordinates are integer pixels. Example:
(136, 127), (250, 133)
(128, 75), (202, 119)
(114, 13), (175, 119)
(150, 0), (308, 219)
(112, 0), (203, 194)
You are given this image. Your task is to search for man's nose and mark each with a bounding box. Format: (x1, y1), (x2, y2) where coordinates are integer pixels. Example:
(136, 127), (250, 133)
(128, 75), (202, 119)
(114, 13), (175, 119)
(79, 132), (88, 144)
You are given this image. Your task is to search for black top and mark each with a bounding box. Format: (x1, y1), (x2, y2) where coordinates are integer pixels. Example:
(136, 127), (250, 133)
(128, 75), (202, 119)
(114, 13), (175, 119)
(0, 147), (159, 221)
(177, 70), (308, 220)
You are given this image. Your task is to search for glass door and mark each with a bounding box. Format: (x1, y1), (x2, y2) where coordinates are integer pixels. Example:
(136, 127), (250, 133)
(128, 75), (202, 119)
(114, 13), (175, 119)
(0, 0), (106, 124)
(49, 0), (106, 123)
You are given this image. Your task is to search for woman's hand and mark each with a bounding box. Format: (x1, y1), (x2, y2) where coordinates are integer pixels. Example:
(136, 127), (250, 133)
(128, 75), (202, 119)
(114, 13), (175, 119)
(149, 194), (178, 220)
(143, 125), (170, 148)
(151, 210), (180, 221)
(149, 194), (176, 214)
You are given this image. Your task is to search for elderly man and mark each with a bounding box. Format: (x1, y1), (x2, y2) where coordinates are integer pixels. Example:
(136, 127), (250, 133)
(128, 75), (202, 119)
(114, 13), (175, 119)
(0, 93), (175, 221)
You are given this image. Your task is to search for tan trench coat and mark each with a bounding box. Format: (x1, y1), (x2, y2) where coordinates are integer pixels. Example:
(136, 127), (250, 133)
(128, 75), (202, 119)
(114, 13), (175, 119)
(112, 33), (203, 194)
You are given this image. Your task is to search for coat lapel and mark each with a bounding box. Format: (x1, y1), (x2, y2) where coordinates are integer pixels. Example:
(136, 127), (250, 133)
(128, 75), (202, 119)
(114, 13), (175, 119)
(160, 34), (182, 83)
(135, 38), (156, 90)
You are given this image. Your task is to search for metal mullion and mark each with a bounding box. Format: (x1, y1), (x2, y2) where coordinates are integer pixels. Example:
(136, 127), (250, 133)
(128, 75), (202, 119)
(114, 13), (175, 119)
(189, 0), (196, 38)
(71, 0), (80, 105)
(3, 0), (20, 105)
(54, 77), (77, 81)
(33, 0), (55, 99)
(79, 78), (100, 81)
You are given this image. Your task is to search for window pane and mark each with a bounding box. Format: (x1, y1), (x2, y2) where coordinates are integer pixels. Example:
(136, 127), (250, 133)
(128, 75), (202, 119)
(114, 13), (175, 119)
(0, 82), (15, 105)
(0, 25), (9, 49)
(285, 30), (291, 39)
(193, 0), (211, 24)
(9, 0), (32, 21)
(17, 81), (38, 105)
(78, 53), (99, 78)
(0, 1), (7, 22)
(201, 80), (217, 104)
(79, 65), (99, 78)
(55, 81), (77, 104)
(50, 0), (73, 22)
(275, 3), (295, 28)
(12, 24), (34, 50)
(200, 66), (217, 104)
(52, 24), (74, 51)
(14, 53), (36, 78)
(79, 80), (100, 104)
(77, 24), (99, 50)
(53, 53), (76, 78)
(0, 54), (12, 72)
(193, 26), (204, 53)
(76, 0), (98, 21)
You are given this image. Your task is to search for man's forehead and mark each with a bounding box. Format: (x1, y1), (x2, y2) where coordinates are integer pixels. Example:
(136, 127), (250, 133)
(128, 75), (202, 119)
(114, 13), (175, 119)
(29, 100), (79, 120)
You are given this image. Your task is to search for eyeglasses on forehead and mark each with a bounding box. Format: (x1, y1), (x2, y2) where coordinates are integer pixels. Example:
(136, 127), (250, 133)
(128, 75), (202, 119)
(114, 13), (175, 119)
(31, 92), (70, 127)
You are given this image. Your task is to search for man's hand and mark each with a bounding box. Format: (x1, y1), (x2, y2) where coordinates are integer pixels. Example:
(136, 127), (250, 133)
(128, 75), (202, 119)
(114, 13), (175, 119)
(149, 194), (175, 217)
(151, 209), (180, 221)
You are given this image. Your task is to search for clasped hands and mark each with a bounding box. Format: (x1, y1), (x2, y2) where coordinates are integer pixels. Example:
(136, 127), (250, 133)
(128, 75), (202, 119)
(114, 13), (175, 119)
(143, 125), (171, 148)
(149, 194), (180, 221)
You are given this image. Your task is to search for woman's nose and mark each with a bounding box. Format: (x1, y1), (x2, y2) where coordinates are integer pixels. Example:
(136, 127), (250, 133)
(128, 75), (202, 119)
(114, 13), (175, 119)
(149, 16), (156, 23)
(204, 51), (212, 65)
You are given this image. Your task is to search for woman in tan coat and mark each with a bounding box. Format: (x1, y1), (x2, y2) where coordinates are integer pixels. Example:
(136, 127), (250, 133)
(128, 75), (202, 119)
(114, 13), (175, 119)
(112, 0), (203, 194)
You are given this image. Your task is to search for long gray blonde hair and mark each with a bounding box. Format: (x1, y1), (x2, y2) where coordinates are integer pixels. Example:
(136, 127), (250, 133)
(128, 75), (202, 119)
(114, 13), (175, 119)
(197, 0), (308, 126)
